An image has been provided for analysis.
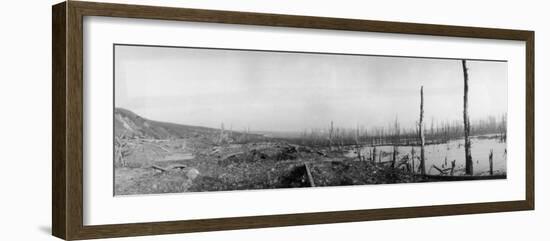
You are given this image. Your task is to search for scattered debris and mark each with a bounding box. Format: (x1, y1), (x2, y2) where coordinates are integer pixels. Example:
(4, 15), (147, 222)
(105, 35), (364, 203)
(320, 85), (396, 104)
(186, 168), (200, 180)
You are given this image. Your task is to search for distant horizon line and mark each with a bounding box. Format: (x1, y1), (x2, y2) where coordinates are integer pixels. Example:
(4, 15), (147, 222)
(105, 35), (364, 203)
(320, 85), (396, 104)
(114, 106), (507, 134)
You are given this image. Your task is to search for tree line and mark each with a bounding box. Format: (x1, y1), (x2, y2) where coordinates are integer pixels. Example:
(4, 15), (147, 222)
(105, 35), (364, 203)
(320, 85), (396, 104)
(289, 113), (506, 148)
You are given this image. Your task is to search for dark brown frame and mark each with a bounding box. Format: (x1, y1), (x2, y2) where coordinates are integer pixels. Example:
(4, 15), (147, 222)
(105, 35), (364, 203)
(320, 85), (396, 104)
(52, 1), (535, 240)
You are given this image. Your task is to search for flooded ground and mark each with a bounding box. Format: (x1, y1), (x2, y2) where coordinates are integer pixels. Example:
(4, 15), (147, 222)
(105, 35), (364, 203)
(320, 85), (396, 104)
(347, 135), (506, 176)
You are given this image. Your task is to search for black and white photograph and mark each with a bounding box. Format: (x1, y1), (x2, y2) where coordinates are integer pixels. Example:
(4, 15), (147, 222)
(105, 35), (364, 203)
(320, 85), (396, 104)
(0, 0), (544, 240)
(113, 44), (508, 195)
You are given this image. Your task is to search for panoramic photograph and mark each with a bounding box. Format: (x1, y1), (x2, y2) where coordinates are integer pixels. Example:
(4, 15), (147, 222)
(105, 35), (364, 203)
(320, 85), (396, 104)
(113, 44), (508, 195)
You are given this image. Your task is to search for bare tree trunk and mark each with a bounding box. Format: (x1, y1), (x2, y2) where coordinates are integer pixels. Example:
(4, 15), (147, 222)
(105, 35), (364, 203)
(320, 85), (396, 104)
(372, 146), (377, 164)
(219, 123), (225, 145)
(355, 125), (362, 161)
(419, 86), (426, 175)
(450, 160), (456, 176)
(489, 149), (494, 176)
(462, 60), (474, 175)
(304, 163), (316, 187)
(410, 147), (415, 175)
(392, 147), (397, 169)
(335, 128), (340, 150)
(114, 135), (132, 167)
(411, 147), (416, 181)
(392, 117), (400, 169)
(329, 121), (334, 150)
(246, 125), (250, 143)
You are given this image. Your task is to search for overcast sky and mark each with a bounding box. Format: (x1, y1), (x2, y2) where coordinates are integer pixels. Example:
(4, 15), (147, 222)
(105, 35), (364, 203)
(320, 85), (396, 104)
(115, 45), (507, 132)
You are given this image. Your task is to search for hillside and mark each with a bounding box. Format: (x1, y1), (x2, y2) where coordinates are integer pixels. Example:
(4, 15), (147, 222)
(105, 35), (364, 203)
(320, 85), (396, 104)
(114, 107), (265, 143)
(115, 108), (216, 139)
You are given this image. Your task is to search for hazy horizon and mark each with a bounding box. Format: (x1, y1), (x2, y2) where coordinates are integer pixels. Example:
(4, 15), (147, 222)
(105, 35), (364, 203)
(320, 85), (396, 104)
(115, 45), (507, 132)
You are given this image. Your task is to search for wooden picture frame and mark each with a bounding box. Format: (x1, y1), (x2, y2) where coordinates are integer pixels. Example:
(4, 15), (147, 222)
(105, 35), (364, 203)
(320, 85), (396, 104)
(52, 1), (534, 240)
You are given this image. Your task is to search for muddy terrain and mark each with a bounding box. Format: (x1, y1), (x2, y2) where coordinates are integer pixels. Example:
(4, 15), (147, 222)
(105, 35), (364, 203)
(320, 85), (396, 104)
(113, 108), (506, 195)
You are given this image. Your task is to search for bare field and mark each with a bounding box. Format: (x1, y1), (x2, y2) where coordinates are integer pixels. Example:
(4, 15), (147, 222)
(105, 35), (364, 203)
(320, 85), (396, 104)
(115, 140), (412, 195)
(114, 135), (504, 195)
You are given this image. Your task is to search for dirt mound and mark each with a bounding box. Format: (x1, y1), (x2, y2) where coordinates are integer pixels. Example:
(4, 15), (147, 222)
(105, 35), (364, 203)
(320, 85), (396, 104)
(310, 161), (416, 186)
(216, 143), (308, 167)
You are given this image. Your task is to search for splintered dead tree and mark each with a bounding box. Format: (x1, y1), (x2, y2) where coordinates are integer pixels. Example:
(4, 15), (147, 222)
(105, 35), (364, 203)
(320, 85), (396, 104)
(355, 124), (362, 161)
(392, 117), (400, 169)
(114, 134), (132, 167)
(410, 147), (416, 175)
(241, 126), (251, 143)
(372, 146), (377, 164)
(489, 149), (494, 176)
(329, 121), (334, 149)
(219, 122), (225, 145)
(419, 86), (426, 175)
(462, 60), (474, 175)
(335, 127), (341, 150)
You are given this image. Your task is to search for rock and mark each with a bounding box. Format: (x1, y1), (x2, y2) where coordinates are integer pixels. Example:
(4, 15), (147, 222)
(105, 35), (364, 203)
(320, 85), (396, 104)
(186, 168), (200, 180)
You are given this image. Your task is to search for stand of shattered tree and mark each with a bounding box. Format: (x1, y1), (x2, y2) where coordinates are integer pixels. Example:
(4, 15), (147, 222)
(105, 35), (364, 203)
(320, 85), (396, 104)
(114, 60), (507, 195)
